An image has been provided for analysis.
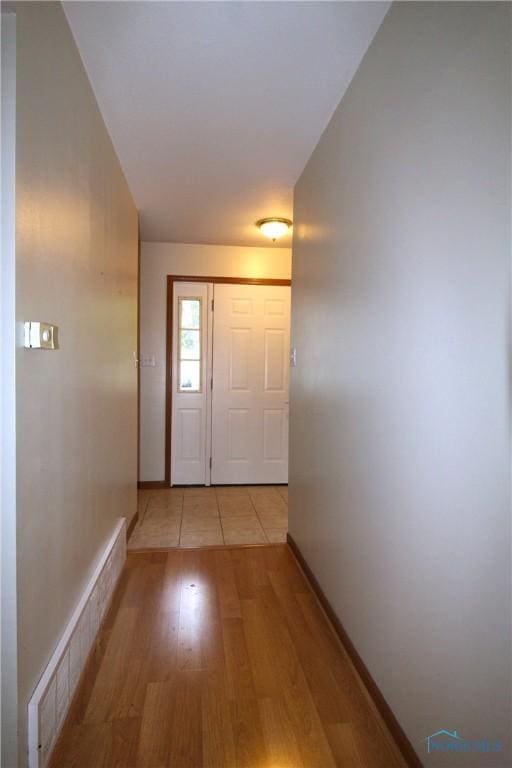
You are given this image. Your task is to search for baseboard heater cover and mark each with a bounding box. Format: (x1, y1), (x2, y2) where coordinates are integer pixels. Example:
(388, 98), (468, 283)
(27, 518), (127, 768)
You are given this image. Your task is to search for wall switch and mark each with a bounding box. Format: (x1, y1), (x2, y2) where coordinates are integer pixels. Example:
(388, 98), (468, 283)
(24, 321), (58, 350)
(140, 354), (156, 367)
(290, 347), (297, 367)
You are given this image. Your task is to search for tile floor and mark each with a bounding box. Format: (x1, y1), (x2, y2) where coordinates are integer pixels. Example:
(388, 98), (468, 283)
(129, 485), (288, 549)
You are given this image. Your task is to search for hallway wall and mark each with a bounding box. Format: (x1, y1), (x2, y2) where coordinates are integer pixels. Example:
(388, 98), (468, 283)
(15, 3), (138, 762)
(290, 3), (511, 766)
(139, 242), (291, 481)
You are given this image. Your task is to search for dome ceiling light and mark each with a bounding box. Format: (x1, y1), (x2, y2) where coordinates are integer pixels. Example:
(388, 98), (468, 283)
(256, 217), (293, 242)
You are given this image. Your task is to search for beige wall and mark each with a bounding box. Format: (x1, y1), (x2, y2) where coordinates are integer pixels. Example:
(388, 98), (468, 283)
(140, 242), (291, 481)
(290, 3), (511, 766)
(1, 11), (17, 768)
(15, 3), (138, 762)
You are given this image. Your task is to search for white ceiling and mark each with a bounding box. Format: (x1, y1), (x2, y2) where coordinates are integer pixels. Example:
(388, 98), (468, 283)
(64, 1), (389, 247)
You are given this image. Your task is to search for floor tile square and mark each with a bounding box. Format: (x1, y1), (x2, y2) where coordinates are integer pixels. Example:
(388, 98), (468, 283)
(257, 510), (288, 528)
(183, 487), (217, 499)
(179, 530), (224, 548)
(217, 496), (255, 518)
(264, 529), (288, 544)
(222, 528), (267, 546)
(221, 516), (267, 546)
(182, 499), (219, 516)
(181, 515), (222, 534)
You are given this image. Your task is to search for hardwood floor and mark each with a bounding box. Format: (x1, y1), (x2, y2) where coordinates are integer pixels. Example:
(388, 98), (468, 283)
(50, 545), (406, 768)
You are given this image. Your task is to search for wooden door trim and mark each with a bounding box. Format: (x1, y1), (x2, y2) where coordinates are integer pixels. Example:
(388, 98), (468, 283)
(164, 275), (292, 486)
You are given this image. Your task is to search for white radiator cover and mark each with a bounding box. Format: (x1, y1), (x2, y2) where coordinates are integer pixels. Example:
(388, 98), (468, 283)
(27, 519), (127, 768)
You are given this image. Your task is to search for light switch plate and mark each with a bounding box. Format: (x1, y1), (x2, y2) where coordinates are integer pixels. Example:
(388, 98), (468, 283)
(140, 354), (156, 367)
(24, 322), (58, 350)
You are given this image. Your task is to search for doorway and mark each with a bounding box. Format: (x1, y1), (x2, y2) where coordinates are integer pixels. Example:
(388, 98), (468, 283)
(168, 277), (291, 486)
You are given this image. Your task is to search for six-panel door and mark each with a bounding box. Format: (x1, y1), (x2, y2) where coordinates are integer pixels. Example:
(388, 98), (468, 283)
(210, 283), (290, 484)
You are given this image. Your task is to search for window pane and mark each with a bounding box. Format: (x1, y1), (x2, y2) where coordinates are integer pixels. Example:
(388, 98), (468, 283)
(180, 299), (200, 329)
(180, 329), (200, 359)
(179, 360), (200, 392)
(177, 296), (201, 392)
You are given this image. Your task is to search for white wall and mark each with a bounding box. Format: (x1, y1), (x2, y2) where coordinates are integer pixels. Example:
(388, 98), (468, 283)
(140, 242), (291, 481)
(290, 3), (511, 766)
(15, 4), (138, 763)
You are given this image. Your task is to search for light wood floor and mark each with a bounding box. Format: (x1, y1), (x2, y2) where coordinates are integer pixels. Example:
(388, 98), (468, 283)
(130, 486), (288, 550)
(50, 545), (405, 768)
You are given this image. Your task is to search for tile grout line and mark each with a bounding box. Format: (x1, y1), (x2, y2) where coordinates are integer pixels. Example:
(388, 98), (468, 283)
(215, 486), (227, 546)
(257, 486), (288, 543)
(247, 487), (270, 544)
(140, 492), (151, 524)
(177, 489), (185, 547)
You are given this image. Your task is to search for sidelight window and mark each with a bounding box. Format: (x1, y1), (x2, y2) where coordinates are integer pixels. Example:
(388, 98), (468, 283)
(178, 297), (202, 392)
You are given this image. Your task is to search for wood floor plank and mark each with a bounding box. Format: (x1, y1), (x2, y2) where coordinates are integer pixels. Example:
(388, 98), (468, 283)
(167, 671), (203, 768)
(145, 607), (180, 683)
(269, 567), (356, 725)
(222, 617), (267, 767)
(201, 669), (237, 768)
(49, 722), (112, 768)
(240, 574), (337, 768)
(50, 545), (406, 768)
(264, 543), (310, 594)
(106, 717), (142, 768)
(113, 560), (169, 719)
(111, 655), (149, 721)
(145, 551), (182, 681)
(258, 696), (305, 768)
(295, 591), (405, 767)
(177, 551), (204, 671)
(231, 547), (259, 600)
(325, 722), (364, 768)
(136, 681), (174, 768)
(351, 719), (405, 768)
(197, 549), (225, 672)
(82, 606), (140, 724)
(245, 546), (272, 590)
(214, 548), (242, 619)
(82, 558), (164, 724)
(241, 597), (283, 698)
(161, 549), (184, 614)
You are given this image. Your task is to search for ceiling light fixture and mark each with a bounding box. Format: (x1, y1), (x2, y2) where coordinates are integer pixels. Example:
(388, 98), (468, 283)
(256, 217), (292, 242)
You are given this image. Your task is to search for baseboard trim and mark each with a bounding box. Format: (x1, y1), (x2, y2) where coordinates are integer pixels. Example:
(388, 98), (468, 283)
(28, 520), (127, 768)
(287, 533), (423, 768)
(138, 480), (167, 489)
(126, 511), (139, 539)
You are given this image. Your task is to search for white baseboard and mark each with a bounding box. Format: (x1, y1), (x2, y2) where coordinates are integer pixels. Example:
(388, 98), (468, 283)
(27, 519), (127, 768)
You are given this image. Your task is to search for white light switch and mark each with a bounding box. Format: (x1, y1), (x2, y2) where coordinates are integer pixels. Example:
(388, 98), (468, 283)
(24, 321), (58, 350)
(290, 347), (297, 367)
(140, 354), (156, 367)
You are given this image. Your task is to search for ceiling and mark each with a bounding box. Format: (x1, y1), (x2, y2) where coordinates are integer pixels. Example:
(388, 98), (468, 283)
(64, 2), (389, 247)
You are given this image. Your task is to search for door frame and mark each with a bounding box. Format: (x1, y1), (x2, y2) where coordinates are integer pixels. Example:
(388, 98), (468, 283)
(164, 275), (291, 487)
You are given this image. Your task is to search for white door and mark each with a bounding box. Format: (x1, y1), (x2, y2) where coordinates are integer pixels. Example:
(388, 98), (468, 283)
(210, 284), (290, 484)
(171, 282), (213, 485)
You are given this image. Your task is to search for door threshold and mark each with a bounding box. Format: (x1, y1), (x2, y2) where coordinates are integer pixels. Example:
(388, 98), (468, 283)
(128, 541), (287, 554)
